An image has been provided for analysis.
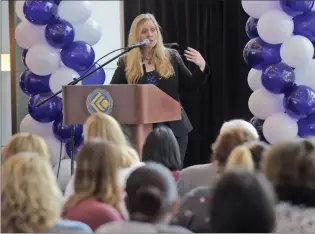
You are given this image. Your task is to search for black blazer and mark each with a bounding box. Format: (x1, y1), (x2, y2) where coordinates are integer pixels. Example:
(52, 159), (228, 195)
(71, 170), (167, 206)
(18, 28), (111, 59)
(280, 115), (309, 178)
(110, 49), (210, 137)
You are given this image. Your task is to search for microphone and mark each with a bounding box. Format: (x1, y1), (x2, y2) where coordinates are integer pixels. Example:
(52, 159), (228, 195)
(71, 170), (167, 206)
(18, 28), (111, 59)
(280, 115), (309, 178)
(127, 39), (150, 49)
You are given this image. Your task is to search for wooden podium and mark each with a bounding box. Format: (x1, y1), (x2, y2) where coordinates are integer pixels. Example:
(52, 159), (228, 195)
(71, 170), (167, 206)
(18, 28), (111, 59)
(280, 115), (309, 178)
(62, 84), (181, 156)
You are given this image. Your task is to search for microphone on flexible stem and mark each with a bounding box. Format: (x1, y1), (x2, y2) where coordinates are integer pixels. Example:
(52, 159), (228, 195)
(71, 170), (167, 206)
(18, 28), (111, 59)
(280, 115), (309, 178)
(127, 39), (150, 49)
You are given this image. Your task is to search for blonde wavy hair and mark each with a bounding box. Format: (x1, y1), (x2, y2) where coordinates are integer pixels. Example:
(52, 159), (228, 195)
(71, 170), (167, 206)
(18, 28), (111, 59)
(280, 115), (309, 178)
(124, 13), (174, 83)
(119, 145), (140, 168)
(1, 152), (63, 233)
(1, 132), (50, 163)
(84, 113), (127, 145)
(63, 139), (121, 213)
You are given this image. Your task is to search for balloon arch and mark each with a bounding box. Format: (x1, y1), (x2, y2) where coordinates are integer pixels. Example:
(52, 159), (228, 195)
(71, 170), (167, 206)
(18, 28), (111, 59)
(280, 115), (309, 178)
(242, 0), (315, 144)
(15, 0), (104, 185)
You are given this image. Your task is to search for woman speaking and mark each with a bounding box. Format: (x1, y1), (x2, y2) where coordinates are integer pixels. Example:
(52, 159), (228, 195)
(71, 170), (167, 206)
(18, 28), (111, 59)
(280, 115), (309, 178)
(111, 13), (210, 166)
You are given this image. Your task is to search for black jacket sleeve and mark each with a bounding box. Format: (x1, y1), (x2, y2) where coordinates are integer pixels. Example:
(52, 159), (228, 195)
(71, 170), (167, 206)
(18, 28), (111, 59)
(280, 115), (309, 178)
(173, 49), (210, 89)
(110, 58), (128, 84)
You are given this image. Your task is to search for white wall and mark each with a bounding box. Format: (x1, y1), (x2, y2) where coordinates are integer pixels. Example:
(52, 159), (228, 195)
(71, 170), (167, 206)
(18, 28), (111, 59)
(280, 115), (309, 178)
(90, 1), (124, 84)
(0, 1), (12, 150)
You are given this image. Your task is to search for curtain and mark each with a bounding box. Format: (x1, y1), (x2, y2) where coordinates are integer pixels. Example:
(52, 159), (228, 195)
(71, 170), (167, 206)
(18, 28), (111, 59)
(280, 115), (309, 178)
(123, 0), (251, 167)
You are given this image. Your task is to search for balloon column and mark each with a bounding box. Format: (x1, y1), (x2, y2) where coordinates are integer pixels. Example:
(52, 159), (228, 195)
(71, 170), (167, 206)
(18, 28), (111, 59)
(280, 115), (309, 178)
(243, 0), (315, 144)
(15, 0), (104, 188)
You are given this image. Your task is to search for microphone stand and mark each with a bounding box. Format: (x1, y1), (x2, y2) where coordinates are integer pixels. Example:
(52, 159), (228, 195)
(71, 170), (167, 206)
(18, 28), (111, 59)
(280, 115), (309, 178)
(36, 46), (135, 175)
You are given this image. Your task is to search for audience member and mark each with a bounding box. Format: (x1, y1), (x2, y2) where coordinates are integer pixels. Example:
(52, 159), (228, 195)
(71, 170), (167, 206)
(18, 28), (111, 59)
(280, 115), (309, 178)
(96, 162), (191, 233)
(209, 169), (276, 233)
(262, 139), (315, 232)
(1, 152), (92, 233)
(142, 126), (182, 180)
(62, 140), (123, 231)
(177, 122), (258, 197)
(1, 132), (49, 163)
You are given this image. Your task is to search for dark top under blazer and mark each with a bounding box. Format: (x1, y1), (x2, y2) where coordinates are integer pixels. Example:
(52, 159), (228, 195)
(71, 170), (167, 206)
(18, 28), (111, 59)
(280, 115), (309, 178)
(110, 49), (210, 137)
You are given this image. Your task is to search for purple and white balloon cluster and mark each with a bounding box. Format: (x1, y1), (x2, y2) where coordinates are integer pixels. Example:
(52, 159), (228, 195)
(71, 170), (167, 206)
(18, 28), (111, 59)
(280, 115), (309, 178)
(242, 0), (315, 144)
(15, 0), (104, 171)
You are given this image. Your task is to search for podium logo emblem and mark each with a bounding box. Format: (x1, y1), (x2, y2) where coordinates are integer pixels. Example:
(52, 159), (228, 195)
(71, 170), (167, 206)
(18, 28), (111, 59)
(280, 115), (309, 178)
(86, 88), (113, 115)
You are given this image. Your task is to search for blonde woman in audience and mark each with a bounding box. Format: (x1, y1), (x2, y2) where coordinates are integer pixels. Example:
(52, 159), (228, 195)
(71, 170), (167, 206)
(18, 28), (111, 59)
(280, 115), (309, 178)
(172, 130), (262, 233)
(225, 141), (269, 171)
(64, 113), (144, 198)
(1, 132), (49, 162)
(95, 162), (191, 233)
(177, 120), (259, 197)
(261, 139), (315, 233)
(1, 152), (92, 233)
(62, 139), (124, 231)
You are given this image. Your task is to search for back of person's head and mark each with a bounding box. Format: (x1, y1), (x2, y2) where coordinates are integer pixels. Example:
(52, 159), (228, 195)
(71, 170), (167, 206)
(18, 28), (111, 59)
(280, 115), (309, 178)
(65, 139), (121, 211)
(84, 113), (127, 146)
(220, 119), (259, 139)
(1, 152), (63, 233)
(1, 132), (50, 163)
(142, 126), (181, 171)
(261, 139), (315, 206)
(226, 141), (269, 172)
(125, 162), (178, 224)
(211, 127), (258, 167)
(209, 169), (276, 233)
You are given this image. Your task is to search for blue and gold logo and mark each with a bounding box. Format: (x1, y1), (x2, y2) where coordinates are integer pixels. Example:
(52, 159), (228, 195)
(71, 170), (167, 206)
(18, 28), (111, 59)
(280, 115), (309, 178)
(86, 88), (113, 115)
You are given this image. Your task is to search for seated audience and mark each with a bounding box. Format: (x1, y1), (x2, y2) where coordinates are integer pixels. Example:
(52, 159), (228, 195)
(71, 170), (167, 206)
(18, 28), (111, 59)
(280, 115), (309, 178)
(95, 162), (191, 233)
(261, 139), (315, 233)
(172, 139), (266, 232)
(177, 121), (258, 197)
(62, 139), (123, 231)
(209, 169), (276, 233)
(1, 132), (49, 163)
(65, 113), (144, 198)
(1, 152), (92, 233)
(142, 126), (182, 181)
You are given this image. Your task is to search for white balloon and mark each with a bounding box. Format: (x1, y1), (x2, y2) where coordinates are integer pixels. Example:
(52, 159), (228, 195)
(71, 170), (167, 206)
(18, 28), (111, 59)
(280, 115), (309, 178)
(15, 21), (46, 49)
(58, 1), (92, 25)
(20, 114), (54, 137)
(74, 18), (102, 46)
(257, 10), (294, 44)
(26, 43), (61, 76)
(44, 136), (66, 167)
(53, 159), (76, 192)
(280, 35), (314, 68)
(49, 67), (81, 98)
(263, 112), (298, 144)
(15, 0), (26, 21)
(248, 87), (285, 120)
(247, 69), (262, 91)
(241, 1), (281, 18)
(294, 59), (315, 90)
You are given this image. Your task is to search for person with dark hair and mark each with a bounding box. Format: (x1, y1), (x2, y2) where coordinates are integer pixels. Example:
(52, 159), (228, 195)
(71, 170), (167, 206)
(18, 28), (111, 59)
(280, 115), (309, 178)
(209, 169), (276, 233)
(142, 126), (182, 180)
(95, 162), (191, 233)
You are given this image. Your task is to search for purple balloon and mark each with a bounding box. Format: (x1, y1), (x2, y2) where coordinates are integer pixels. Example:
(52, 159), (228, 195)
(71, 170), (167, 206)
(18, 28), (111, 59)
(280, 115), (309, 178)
(280, 0), (314, 17)
(262, 62), (295, 94)
(45, 19), (75, 49)
(61, 41), (95, 71)
(53, 114), (83, 142)
(243, 37), (281, 70)
(23, 0), (58, 25)
(65, 136), (84, 159)
(298, 111), (315, 137)
(28, 92), (62, 123)
(54, 0), (62, 5)
(78, 64), (106, 85)
(246, 17), (259, 39)
(19, 69), (51, 96)
(284, 85), (315, 119)
(293, 11), (315, 43)
(21, 49), (28, 67)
